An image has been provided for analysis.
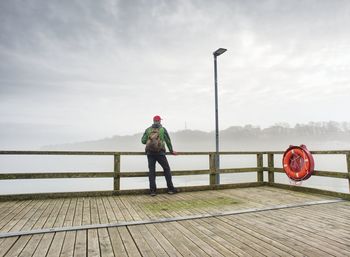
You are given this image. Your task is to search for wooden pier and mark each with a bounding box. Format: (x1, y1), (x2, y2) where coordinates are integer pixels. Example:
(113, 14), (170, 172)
(0, 150), (350, 256)
(0, 187), (349, 256)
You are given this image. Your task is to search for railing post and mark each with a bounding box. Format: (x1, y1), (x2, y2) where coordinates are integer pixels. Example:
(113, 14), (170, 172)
(114, 154), (120, 192)
(347, 153), (350, 193)
(257, 153), (263, 182)
(209, 153), (216, 187)
(268, 153), (275, 183)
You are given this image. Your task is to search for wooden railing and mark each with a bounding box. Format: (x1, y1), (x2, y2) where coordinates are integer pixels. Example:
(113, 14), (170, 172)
(0, 150), (349, 200)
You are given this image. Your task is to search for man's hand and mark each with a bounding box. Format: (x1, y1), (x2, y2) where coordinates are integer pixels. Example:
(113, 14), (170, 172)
(171, 151), (178, 156)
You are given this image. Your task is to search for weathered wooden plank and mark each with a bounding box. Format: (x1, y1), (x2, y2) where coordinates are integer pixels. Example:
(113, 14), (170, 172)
(311, 202), (350, 221)
(72, 197), (83, 226)
(246, 186), (308, 204)
(163, 192), (198, 217)
(271, 167), (349, 179)
(224, 214), (307, 257)
(114, 154), (121, 191)
(88, 229), (101, 257)
(218, 168), (258, 174)
(63, 198), (78, 227)
(161, 221), (210, 257)
(136, 224), (170, 257)
(117, 227), (141, 257)
(0, 150), (117, 156)
(218, 216), (302, 257)
(270, 183), (350, 200)
(13, 201), (49, 232)
(96, 198), (108, 224)
(2, 235), (31, 257)
(32, 233), (55, 257)
(347, 153), (350, 192)
(0, 237), (18, 257)
(0, 191), (115, 202)
(101, 197), (117, 223)
(120, 169), (211, 177)
(146, 194), (173, 219)
(169, 191), (214, 216)
(60, 231), (76, 257)
(1, 200), (44, 232)
(212, 217), (292, 257)
(257, 210), (350, 256)
(209, 153), (216, 186)
(127, 225), (160, 257)
(312, 170), (349, 178)
(46, 232), (65, 257)
(0, 182), (265, 202)
(31, 199), (59, 230)
(107, 227), (129, 257)
(73, 230), (87, 257)
(97, 228), (115, 257)
(18, 234), (43, 257)
(256, 153), (263, 182)
(179, 220), (239, 257)
(118, 196), (142, 221)
(180, 190), (240, 215)
(262, 207), (350, 249)
(90, 198), (100, 224)
(82, 197), (91, 225)
(187, 218), (252, 257)
(0, 201), (20, 217)
(3, 188), (350, 257)
(258, 186), (329, 201)
(106, 197), (124, 222)
(53, 198), (71, 227)
(287, 204), (350, 234)
(0, 172), (114, 180)
(43, 199), (65, 229)
(200, 217), (270, 256)
(231, 213), (337, 256)
(0, 150), (264, 156)
(162, 193), (194, 217)
(111, 196), (133, 221)
(132, 195), (156, 220)
(268, 153), (275, 183)
(153, 223), (197, 257)
(144, 224), (183, 257)
(0, 201), (33, 230)
(0, 169), (256, 180)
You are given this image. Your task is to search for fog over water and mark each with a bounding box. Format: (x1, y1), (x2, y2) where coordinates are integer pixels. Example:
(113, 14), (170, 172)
(1, 122), (350, 194)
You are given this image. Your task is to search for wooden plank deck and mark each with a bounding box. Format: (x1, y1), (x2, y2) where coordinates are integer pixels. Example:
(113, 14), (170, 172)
(0, 186), (349, 256)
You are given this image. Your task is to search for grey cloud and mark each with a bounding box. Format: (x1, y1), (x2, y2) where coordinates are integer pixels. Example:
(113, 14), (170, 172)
(1, 0), (350, 147)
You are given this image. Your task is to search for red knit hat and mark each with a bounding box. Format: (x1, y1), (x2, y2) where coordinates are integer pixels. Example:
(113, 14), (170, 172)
(153, 115), (162, 122)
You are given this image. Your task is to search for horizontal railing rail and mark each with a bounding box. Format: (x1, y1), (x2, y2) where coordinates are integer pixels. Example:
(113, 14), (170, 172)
(0, 150), (349, 200)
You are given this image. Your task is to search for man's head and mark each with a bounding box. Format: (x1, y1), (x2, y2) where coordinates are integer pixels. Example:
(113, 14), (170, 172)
(153, 115), (162, 124)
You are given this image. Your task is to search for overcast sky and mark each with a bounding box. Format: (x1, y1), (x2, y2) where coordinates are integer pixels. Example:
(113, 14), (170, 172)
(1, 0), (350, 148)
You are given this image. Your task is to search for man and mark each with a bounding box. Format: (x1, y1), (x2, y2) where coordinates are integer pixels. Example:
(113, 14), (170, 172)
(141, 115), (177, 196)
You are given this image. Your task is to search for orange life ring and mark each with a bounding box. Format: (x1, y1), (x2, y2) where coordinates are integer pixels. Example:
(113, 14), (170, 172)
(282, 145), (314, 181)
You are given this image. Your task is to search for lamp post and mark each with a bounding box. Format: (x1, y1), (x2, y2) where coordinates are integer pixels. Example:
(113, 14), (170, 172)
(213, 48), (227, 184)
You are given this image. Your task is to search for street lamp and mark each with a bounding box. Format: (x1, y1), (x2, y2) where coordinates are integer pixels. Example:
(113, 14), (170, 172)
(213, 48), (227, 184)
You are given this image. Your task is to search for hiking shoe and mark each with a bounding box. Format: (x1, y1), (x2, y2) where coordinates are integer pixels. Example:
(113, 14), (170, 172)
(167, 189), (178, 194)
(150, 191), (156, 197)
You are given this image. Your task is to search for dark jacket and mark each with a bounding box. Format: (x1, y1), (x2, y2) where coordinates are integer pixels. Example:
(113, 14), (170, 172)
(141, 123), (173, 155)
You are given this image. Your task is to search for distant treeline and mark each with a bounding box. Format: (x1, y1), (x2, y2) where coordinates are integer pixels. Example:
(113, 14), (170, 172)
(43, 121), (350, 151)
(220, 121), (350, 138)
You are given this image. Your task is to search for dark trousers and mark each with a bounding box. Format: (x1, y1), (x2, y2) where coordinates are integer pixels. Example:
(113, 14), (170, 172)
(147, 154), (174, 192)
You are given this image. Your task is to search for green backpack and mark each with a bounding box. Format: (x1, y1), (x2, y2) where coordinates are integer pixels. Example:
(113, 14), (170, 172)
(145, 128), (165, 153)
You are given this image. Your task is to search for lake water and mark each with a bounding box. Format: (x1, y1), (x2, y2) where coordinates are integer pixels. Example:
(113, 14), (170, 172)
(0, 154), (349, 195)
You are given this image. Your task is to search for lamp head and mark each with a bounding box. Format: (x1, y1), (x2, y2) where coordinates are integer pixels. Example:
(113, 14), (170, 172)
(213, 48), (227, 57)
